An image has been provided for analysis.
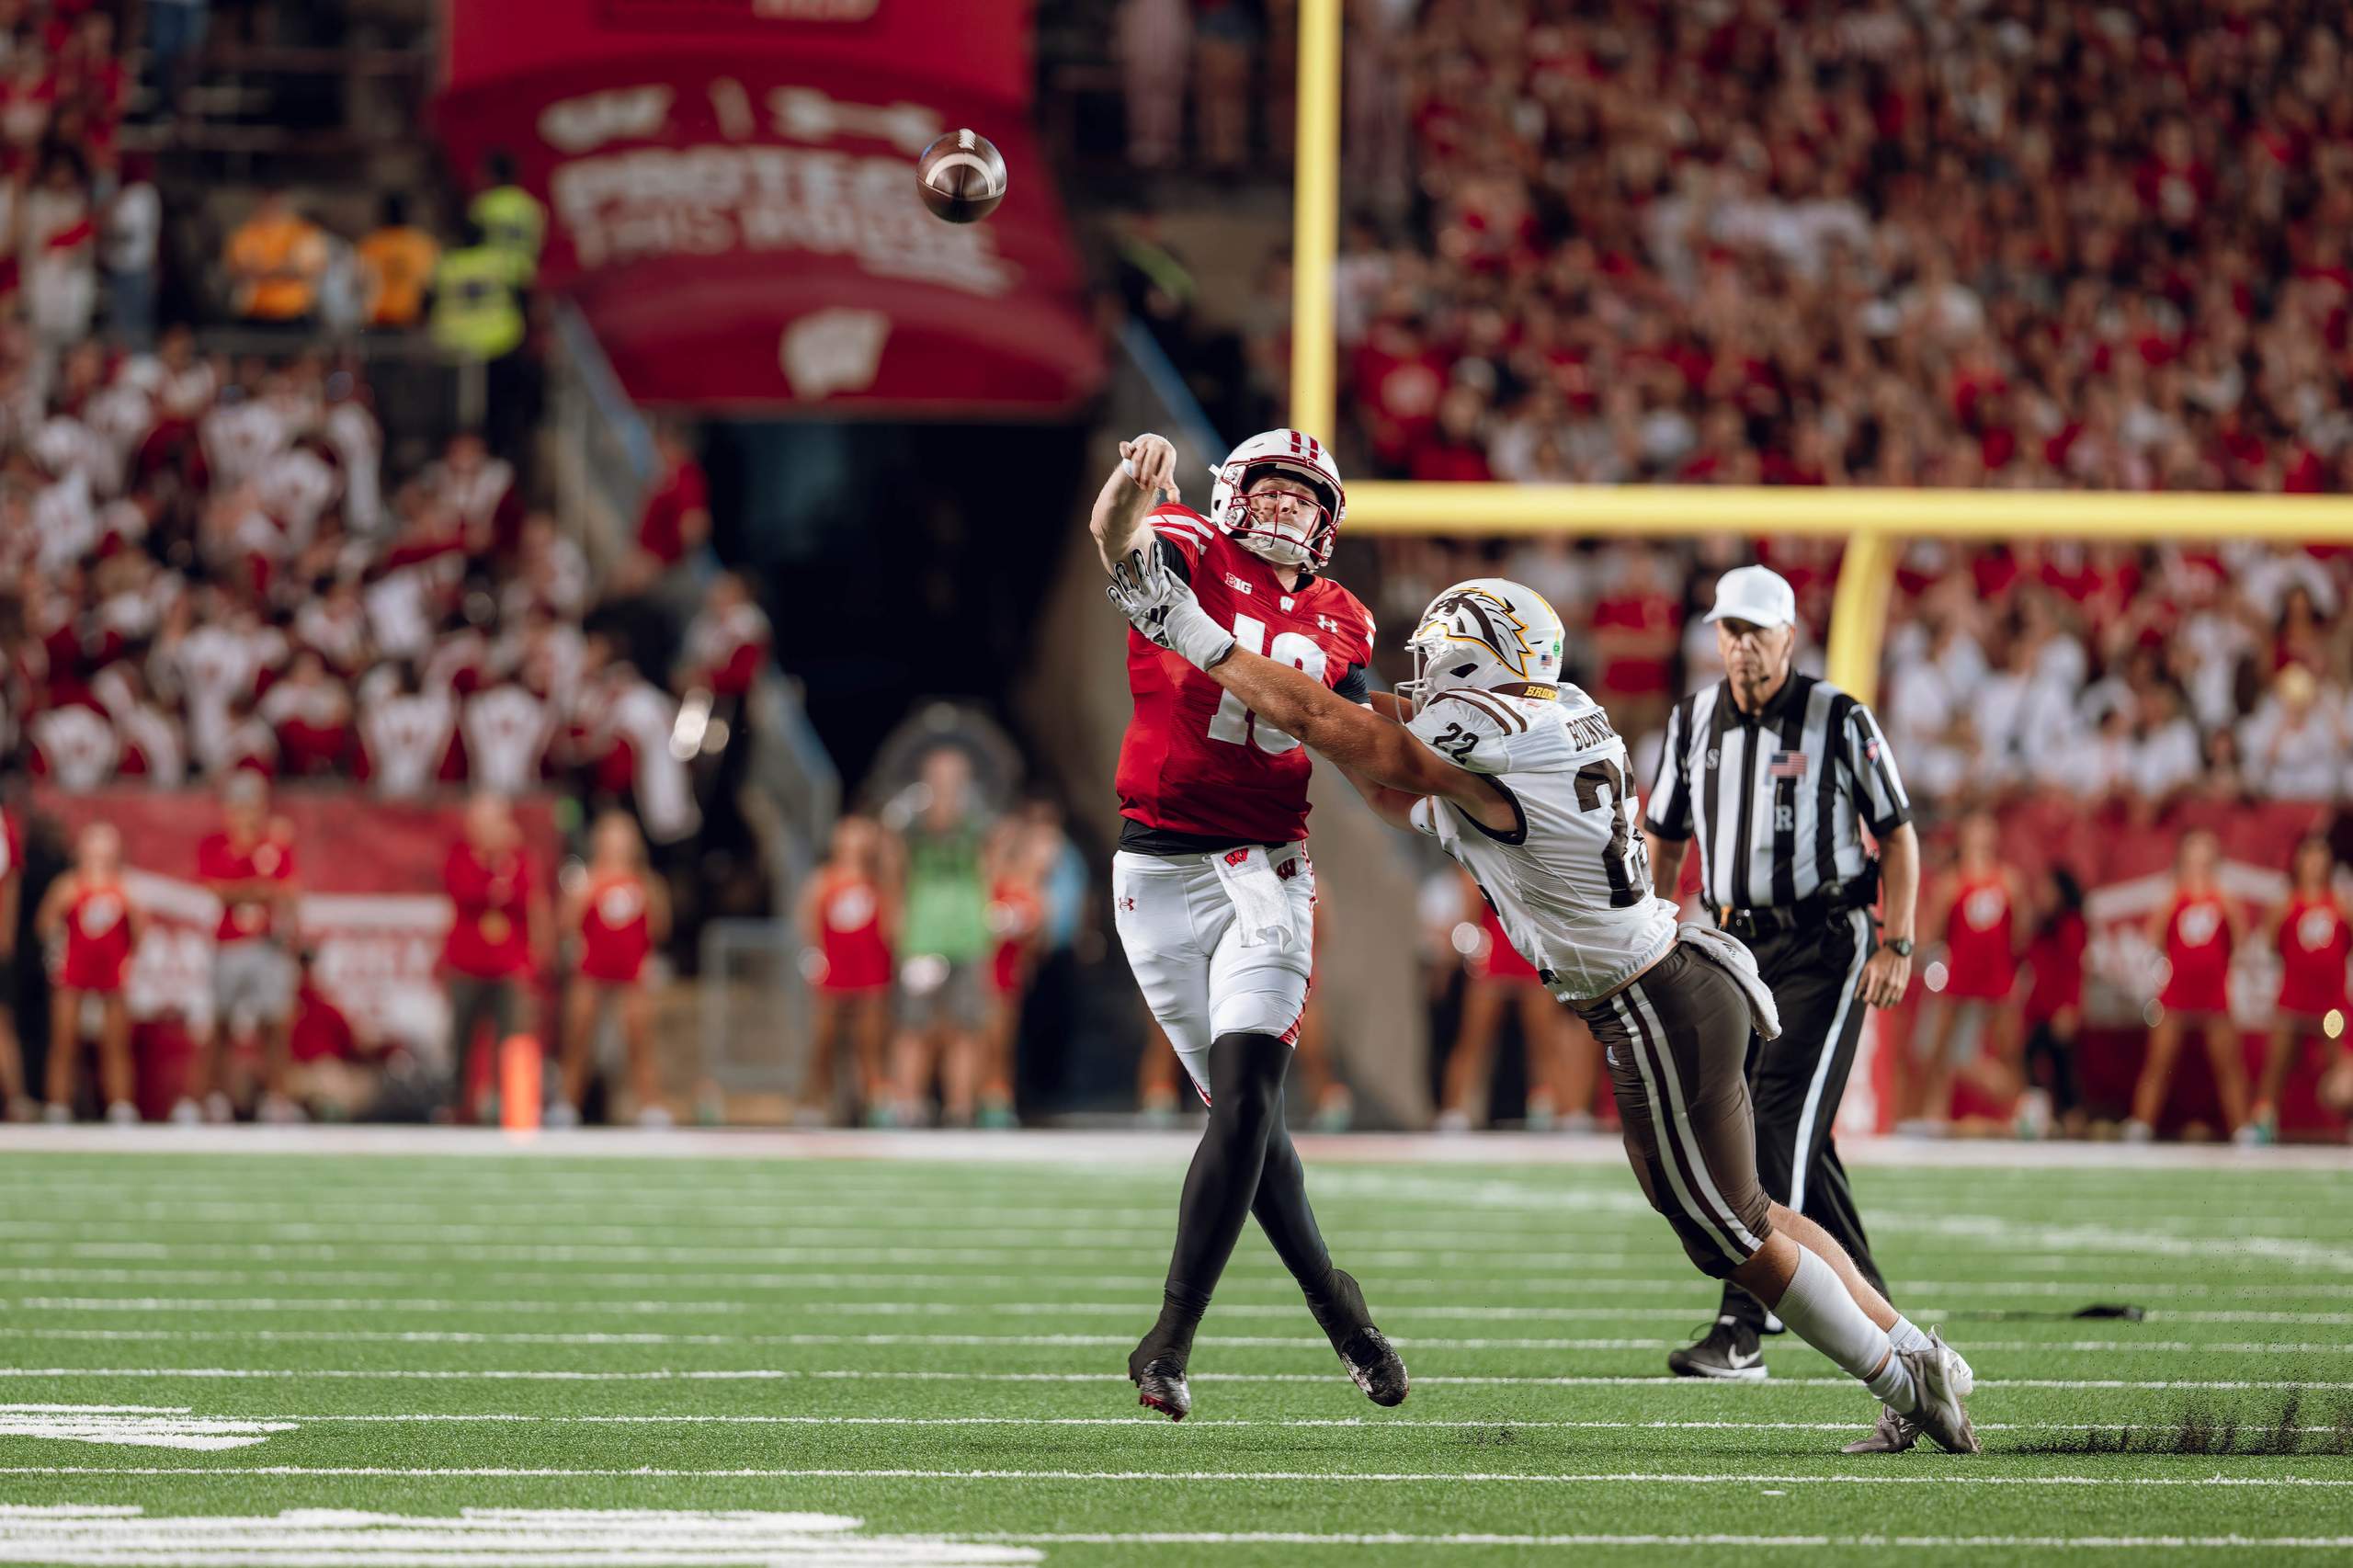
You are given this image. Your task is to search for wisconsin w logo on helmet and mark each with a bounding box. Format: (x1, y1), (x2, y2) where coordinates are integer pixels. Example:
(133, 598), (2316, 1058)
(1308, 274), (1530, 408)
(1422, 586), (1536, 676)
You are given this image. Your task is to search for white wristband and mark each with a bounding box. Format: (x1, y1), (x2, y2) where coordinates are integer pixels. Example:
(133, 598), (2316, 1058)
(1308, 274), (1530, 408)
(1163, 598), (1237, 670)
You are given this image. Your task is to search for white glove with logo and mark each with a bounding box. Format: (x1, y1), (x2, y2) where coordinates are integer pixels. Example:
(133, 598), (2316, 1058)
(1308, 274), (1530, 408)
(1108, 546), (1235, 670)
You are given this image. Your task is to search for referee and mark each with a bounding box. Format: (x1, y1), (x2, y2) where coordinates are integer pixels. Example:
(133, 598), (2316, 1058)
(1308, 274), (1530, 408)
(1643, 564), (1919, 1382)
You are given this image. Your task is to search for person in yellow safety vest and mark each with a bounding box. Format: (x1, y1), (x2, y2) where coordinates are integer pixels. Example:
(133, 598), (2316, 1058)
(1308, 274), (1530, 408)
(427, 219), (526, 362)
(469, 149), (545, 287)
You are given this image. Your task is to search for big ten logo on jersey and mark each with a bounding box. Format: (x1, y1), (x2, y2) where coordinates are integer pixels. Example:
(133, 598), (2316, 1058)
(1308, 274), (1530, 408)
(1206, 613), (1329, 756)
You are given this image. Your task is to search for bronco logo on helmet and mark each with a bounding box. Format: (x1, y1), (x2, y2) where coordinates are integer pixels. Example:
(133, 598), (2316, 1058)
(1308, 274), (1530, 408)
(1419, 586), (1538, 676)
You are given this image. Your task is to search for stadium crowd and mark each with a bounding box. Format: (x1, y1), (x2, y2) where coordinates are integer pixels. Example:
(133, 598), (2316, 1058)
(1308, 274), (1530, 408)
(1319, 0), (2353, 494)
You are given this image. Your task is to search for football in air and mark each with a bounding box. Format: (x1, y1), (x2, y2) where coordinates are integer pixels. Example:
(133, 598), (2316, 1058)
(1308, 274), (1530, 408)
(916, 129), (1007, 223)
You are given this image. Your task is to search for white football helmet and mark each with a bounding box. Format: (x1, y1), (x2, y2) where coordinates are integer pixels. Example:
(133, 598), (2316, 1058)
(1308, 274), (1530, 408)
(1206, 428), (1345, 572)
(1397, 577), (1566, 714)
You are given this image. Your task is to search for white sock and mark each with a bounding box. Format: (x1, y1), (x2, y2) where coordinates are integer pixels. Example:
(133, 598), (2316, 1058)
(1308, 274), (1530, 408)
(1886, 1315), (1932, 1356)
(1771, 1244), (1915, 1412)
(1865, 1346), (1919, 1412)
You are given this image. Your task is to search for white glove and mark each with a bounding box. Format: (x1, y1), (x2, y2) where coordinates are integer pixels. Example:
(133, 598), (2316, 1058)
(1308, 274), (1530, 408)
(1108, 546), (1235, 670)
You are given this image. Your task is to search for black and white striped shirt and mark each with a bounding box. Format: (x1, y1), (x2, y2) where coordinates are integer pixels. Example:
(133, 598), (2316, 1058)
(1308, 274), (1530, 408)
(1643, 673), (1911, 915)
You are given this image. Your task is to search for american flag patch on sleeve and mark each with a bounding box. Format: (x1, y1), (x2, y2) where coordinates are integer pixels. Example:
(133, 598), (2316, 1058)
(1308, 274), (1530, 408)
(1768, 751), (1809, 778)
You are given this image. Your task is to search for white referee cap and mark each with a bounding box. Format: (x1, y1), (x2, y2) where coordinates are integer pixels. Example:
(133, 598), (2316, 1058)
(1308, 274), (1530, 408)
(1703, 564), (1798, 630)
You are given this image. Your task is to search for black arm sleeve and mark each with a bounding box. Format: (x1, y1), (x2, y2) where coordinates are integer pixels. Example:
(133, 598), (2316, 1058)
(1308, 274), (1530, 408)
(1332, 664), (1370, 705)
(1153, 535), (1194, 584)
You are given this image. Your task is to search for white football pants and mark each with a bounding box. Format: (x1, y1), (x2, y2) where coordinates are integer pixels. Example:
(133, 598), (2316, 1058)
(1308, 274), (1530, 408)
(1112, 843), (1316, 1101)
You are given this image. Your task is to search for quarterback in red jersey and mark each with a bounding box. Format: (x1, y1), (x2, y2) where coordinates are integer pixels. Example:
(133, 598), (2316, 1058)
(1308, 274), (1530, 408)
(1089, 427), (1404, 1422)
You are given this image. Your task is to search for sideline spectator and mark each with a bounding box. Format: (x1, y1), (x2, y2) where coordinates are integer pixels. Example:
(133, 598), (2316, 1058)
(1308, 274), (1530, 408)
(284, 947), (393, 1121)
(2128, 829), (2252, 1142)
(886, 745), (991, 1127)
(178, 774), (301, 1125)
(36, 821), (142, 1123)
(98, 153), (159, 349)
(0, 805), (27, 1122)
(357, 193), (437, 331)
(800, 813), (896, 1126)
(468, 150), (545, 288)
(440, 791), (547, 1123)
(2249, 836), (2352, 1144)
(224, 188), (327, 327)
(2015, 867), (2088, 1141)
(554, 812), (669, 1128)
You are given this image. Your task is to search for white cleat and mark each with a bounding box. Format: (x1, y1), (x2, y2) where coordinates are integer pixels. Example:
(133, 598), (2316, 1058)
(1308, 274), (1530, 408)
(168, 1097), (202, 1127)
(1842, 1403), (1922, 1454)
(1895, 1329), (1980, 1454)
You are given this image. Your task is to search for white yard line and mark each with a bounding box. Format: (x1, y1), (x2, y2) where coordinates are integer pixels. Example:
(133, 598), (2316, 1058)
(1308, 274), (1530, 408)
(2, 1463), (2348, 1488)
(6, 1325), (2347, 1354)
(229, 1413), (2353, 1435)
(4, 1123), (2350, 1170)
(3, 1265), (2343, 1306)
(6, 1291), (2347, 1327)
(4, 1367), (2347, 1390)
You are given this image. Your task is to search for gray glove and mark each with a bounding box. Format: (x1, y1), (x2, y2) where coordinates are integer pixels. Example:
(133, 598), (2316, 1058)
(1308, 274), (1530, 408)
(1108, 545), (1236, 669)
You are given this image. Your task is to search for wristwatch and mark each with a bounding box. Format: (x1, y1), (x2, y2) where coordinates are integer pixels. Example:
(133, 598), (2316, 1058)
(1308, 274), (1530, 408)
(1881, 937), (1915, 959)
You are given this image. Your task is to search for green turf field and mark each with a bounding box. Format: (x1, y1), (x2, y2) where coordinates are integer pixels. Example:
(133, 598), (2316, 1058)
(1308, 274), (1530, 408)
(2, 1132), (2350, 1564)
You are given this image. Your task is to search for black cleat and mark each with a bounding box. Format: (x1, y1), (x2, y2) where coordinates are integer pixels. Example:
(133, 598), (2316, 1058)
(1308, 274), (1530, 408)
(1131, 1354), (1191, 1421)
(1314, 1269), (1409, 1408)
(1667, 1316), (1767, 1381)
(1338, 1325), (1410, 1407)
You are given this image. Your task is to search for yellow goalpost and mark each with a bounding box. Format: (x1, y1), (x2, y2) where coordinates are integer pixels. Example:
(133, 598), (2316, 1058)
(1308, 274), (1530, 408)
(1284, 0), (2353, 704)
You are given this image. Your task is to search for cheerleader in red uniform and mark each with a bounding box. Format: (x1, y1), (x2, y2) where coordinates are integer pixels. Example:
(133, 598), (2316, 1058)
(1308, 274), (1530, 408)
(2248, 836), (2350, 1143)
(554, 812), (670, 1128)
(796, 814), (895, 1124)
(977, 819), (1053, 1130)
(1905, 812), (2028, 1132)
(1436, 869), (1599, 1132)
(37, 822), (146, 1123)
(2129, 828), (2252, 1141)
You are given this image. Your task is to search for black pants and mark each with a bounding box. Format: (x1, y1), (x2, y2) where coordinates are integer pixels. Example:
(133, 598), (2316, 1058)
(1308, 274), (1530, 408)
(448, 975), (520, 1116)
(1720, 906), (1889, 1332)
(2021, 1017), (2079, 1118)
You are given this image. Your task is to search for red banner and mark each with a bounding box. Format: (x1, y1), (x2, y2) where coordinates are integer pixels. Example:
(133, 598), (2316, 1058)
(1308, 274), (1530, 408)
(31, 788), (560, 1054)
(434, 0), (1102, 412)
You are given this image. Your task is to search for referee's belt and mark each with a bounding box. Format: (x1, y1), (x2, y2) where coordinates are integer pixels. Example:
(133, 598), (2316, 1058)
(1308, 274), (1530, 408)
(1715, 884), (1873, 939)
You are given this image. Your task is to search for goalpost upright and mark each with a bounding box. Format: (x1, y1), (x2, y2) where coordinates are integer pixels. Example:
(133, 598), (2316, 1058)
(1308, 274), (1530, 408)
(1286, 0), (2353, 704)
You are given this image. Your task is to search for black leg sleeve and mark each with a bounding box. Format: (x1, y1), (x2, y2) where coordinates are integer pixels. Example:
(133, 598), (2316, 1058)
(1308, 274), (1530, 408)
(1141, 1032), (1290, 1365)
(1251, 1118), (1340, 1312)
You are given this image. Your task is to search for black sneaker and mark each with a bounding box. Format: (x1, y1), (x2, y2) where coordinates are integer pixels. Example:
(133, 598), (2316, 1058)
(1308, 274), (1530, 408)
(1313, 1269), (1409, 1408)
(1666, 1316), (1767, 1381)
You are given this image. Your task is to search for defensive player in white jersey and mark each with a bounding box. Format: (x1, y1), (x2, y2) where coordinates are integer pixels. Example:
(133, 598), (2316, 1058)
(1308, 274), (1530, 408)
(1108, 554), (1980, 1454)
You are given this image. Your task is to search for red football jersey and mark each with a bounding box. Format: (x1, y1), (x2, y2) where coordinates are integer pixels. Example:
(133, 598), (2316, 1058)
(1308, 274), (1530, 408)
(2277, 895), (2351, 1018)
(199, 830), (296, 945)
(1116, 506), (1376, 846)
